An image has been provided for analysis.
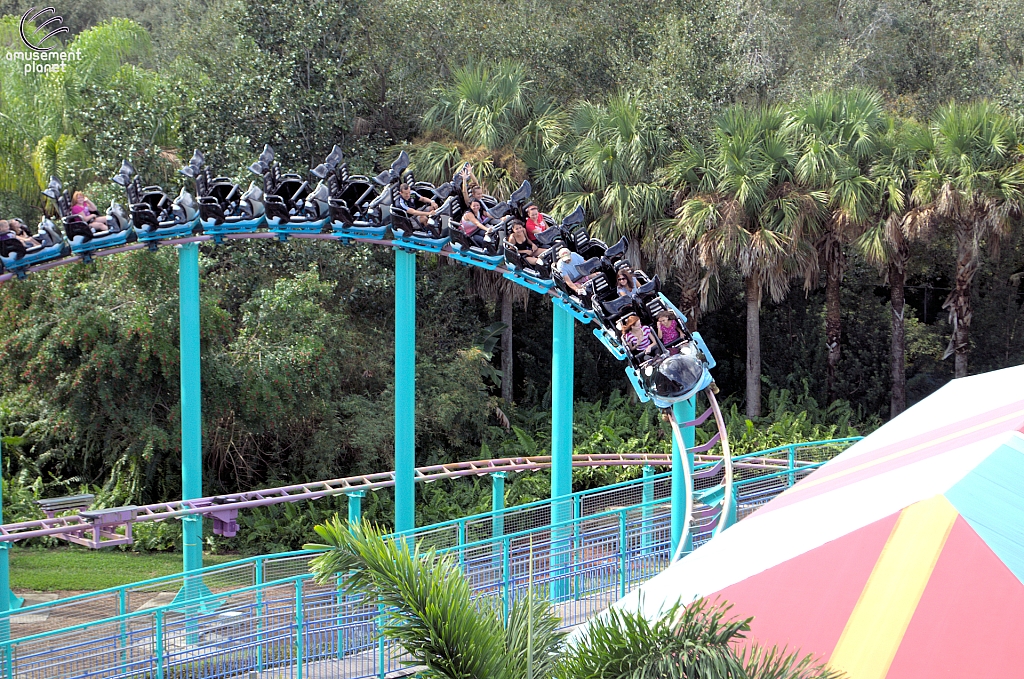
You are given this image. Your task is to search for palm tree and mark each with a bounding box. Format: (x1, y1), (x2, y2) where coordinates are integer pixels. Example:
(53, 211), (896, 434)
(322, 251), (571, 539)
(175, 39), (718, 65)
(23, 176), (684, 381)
(307, 519), (564, 679)
(0, 17), (165, 212)
(910, 101), (1024, 378)
(541, 92), (671, 266)
(789, 89), (886, 403)
(563, 598), (841, 679)
(857, 116), (933, 418)
(306, 520), (841, 679)
(416, 60), (564, 194)
(414, 61), (561, 403)
(666, 105), (822, 418)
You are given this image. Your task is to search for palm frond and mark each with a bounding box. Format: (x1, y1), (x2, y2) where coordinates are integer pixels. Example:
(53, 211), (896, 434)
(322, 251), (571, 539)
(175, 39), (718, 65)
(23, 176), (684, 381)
(306, 520), (507, 679)
(738, 644), (844, 679)
(560, 598), (749, 679)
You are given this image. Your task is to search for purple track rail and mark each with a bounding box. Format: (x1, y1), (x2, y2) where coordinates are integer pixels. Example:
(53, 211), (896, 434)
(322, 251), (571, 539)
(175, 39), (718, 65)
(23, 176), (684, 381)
(0, 426), (728, 545)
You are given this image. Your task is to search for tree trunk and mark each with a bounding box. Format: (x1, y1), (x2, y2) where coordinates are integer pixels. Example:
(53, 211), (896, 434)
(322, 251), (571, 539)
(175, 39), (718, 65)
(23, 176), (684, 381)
(677, 259), (701, 332)
(823, 234), (844, 404)
(745, 275), (762, 418)
(888, 255), (907, 418)
(500, 289), (513, 404)
(944, 219), (977, 378)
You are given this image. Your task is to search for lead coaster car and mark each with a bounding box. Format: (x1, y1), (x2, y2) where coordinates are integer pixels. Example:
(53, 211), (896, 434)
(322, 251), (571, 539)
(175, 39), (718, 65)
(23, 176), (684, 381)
(180, 150), (267, 241)
(0, 218), (70, 277)
(625, 295), (717, 407)
(41, 176), (136, 263)
(111, 160), (201, 248)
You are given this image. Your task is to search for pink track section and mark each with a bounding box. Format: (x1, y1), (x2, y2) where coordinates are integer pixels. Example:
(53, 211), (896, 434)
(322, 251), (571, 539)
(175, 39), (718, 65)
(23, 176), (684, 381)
(0, 439), (742, 543)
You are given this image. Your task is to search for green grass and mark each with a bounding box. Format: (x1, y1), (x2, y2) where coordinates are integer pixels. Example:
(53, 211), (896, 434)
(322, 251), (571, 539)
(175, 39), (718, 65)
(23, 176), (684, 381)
(9, 548), (240, 592)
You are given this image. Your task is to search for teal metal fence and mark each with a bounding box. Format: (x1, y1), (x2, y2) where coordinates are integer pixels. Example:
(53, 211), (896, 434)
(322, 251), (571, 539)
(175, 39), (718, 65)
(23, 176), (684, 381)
(0, 438), (860, 679)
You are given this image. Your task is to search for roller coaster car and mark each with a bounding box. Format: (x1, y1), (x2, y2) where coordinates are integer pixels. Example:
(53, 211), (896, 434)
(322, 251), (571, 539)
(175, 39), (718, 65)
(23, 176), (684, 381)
(330, 150), (410, 239)
(449, 194), (509, 269)
(589, 294), (635, 359)
(0, 218), (70, 276)
(391, 193), (454, 254)
(551, 254), (605, 317)
(556, 205), (609, 259)
(181, 150), (266, 240)
(450, 171), (501, 220)
(111, 161), (200, 247)
(42, 177), (136, 262)
(640, 342), (713, 408)
(502, 245), (553, 291)
(533, 205), (586, 255)
(248, 145), (329, 236)
(631, 276), (666, 326)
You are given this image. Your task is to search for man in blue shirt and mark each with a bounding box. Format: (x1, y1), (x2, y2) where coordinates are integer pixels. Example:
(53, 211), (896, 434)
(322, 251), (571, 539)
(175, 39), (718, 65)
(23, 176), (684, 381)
(555, 247), (591, 294)
(396, 183), (437, 227)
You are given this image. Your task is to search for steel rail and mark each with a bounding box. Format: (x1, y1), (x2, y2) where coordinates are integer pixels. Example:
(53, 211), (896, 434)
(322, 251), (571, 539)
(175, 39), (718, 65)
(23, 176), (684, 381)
(707, 388), (734, 536)
(0, 445), (726, 543)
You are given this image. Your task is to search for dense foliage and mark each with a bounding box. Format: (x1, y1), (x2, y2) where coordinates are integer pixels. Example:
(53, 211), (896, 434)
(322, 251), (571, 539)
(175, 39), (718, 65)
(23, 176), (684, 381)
(0, 0), (1022, 550)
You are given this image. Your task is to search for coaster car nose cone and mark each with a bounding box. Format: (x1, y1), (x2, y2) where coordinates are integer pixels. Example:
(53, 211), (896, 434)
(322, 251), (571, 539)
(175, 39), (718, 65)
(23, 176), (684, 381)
(645, 350), (705, 401)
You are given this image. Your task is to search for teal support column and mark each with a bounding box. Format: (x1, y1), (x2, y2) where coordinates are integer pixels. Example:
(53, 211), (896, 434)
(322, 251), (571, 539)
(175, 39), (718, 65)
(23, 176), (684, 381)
(394, 249), (417, 536)
(347, 491), (365, 528)
(786, 445), (796, 487)
(178, 243), (203, 582)
(670, 398), (695, 558)
(491, 472), (506, 540)
(550, 304), (574, 600)
(0, 439), (23, 679)
(640, 464), (655, 556)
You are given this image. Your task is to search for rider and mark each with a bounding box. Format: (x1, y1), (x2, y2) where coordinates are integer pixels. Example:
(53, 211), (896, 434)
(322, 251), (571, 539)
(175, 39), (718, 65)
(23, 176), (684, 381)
(524, 204), (546, 242)
(460, 199), (496, 247)
(71, 192), (109, 231)
(555, 247), (593, 295)
(396, 183), (437, 227)
(506, 220), (545, 265)
(9, 219), (40, 247)
(458, 164), (491, 218)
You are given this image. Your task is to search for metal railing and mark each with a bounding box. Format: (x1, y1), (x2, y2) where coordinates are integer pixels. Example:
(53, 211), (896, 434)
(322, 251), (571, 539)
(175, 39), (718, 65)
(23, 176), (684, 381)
(0, 437), (860, 679)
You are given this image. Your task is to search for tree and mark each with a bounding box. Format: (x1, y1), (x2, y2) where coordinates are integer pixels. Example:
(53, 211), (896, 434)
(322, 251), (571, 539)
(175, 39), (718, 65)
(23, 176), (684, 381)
(542, 92), (671, 267)
(666, 104), (821, 418)
(415, 61), (554, 403)
(789, 89), (886, 403)
(857, 116), (932, 417)
(307, 519), (564, 679)
(911, 101), (1024, 378)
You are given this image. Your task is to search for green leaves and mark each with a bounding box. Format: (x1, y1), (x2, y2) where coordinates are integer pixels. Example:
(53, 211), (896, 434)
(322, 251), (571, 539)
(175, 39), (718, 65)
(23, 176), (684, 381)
(306, 520), (565, 679)
(560, 599), (749, 679)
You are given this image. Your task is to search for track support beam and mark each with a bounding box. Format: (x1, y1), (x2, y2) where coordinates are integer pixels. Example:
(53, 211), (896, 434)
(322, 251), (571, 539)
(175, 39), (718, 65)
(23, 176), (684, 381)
(671, 398), (696, 558)
(179, 243), (203, 579)
(395, 249), (416, 535)
(550, 303), (574, 600)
